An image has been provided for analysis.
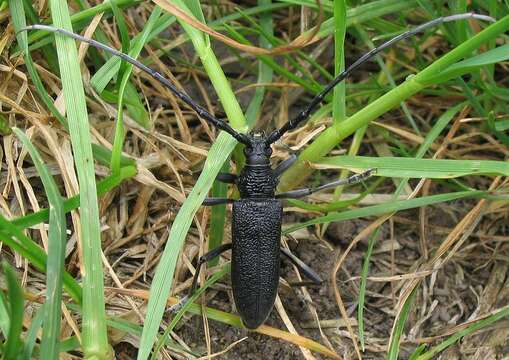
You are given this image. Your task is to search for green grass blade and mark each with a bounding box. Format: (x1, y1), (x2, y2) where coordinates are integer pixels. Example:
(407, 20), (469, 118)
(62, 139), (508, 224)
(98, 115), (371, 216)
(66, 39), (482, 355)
(91, 3), (289, 89)
(23, 303), (45, 360)
(208, 162), (230, 267)
(110, 6), (162, 174)
(169, 0), (247, 132)
(109, 0), (130, 54)
(0, 113), (11, 135)
(0, 215), (82, 304)
(357, 228), (380, 351)
(353, 22), (418, 133)
(20, 0), (59, 72)
(122, 82), (150, 128)
(317, 156), (509, 178)
(307, 0), (418, 39)
(13, 128), (66, 359)
(0, 292), (9, 335)
(332, 0), (346, 125)
(414, 104), (464, 158)
(416, 306), (509, 360)
(9, 0), (68, 129)
(2, 262), (24, 360)
(320, 0), (348, 266)
(283, 190), (487, 234)
(387, 287), (417, 360)
(408, 344), (426, 360)
(12, 129), (65, 357)
(224, 0), (419, 101)
(424, 43), (509, 84)
(48, 0), (110, 356)
(16, 0), (140, 50)
(58, 336), (82, 354)
(10, 0), (136, 169)
(245, 0), (274, 126)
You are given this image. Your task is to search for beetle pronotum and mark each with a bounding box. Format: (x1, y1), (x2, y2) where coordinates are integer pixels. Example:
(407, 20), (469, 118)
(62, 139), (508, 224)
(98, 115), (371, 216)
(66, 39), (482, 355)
(20, 11), (494, 329)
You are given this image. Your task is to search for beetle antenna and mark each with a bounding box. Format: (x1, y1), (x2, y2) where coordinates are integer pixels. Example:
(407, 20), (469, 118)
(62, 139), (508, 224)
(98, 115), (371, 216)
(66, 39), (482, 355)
(17, 24), (251, 145)
(266, 12), (495, 144)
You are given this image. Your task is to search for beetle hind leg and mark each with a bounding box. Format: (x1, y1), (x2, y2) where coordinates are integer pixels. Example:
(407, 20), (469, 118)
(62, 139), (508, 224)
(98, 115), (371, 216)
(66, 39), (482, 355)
(281, 247), (323, 285)
(169, 243), (232, 313)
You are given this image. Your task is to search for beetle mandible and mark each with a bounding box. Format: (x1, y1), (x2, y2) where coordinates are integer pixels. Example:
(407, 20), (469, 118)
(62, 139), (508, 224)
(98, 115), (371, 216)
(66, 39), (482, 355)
(21, 11), (494, 329)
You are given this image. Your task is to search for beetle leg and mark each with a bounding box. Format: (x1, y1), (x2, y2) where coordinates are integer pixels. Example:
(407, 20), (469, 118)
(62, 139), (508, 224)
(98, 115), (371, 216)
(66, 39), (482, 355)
(189, 243), (232, 293)
(203, 197), (235, 206)
(276, 168), (375, 199)
(169, 243), (232, 313)
(281, 247), (323, 285)
(216, 172), (237, 183)
(273, 154), (298, 178)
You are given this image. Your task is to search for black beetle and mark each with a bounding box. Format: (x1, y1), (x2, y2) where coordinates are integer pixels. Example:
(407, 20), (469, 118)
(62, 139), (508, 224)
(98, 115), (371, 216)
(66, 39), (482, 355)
(21, 12), (493, 329)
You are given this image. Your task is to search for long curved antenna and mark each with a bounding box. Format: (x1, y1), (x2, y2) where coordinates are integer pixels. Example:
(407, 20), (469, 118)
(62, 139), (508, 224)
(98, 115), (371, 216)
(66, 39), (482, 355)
(18, 24), (251, 145)
(266, 12), (495, 144)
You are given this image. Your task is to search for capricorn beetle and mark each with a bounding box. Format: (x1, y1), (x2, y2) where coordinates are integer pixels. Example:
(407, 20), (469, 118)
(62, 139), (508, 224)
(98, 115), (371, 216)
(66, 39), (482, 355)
(21, 12), (494, 329)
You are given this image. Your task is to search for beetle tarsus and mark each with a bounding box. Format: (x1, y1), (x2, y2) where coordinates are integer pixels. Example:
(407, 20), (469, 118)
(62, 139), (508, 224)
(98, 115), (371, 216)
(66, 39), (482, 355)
(169, 295), (189, 313)
(346, 168), (376, 184)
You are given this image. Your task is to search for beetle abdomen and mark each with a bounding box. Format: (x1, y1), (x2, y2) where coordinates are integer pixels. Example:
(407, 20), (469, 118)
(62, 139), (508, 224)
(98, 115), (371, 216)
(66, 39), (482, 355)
(231, 199), (282, 329)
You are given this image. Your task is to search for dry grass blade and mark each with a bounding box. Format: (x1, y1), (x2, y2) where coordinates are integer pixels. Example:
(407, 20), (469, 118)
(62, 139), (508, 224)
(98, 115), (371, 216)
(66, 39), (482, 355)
(196, 337), (248, 359)
(152, 0), (324, 55)
(274, 295), (316, 360)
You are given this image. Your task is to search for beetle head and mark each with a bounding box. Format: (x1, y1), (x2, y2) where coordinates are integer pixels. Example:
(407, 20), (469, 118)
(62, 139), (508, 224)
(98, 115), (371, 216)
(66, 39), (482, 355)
(244, 131), (272, 166)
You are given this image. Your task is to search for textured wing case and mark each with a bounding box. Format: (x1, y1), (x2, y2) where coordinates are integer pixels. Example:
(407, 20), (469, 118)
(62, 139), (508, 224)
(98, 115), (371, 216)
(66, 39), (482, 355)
(231, 199), (282, 329)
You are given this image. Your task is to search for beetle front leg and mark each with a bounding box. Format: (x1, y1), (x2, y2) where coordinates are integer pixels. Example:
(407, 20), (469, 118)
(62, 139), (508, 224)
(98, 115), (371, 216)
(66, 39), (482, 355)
(203, 173), (237, 206)
(273, 154), (298, 178)
(276, 168), (375, 199)
(202, 197), (234, 206)
(216, 172), (237, 183)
